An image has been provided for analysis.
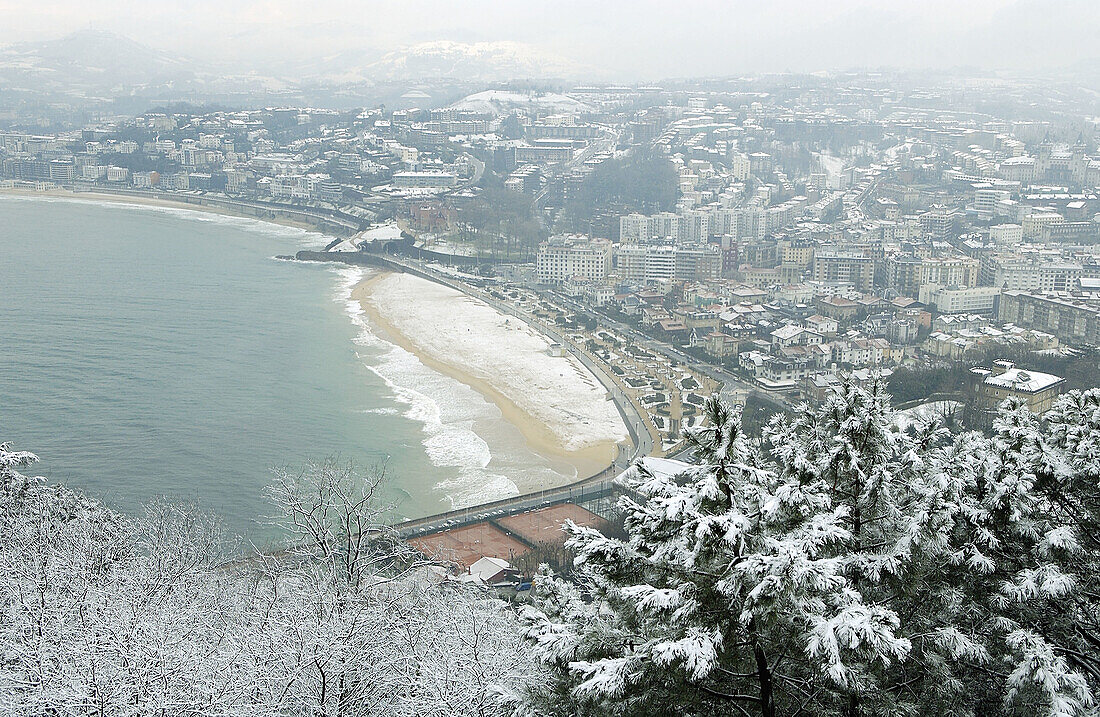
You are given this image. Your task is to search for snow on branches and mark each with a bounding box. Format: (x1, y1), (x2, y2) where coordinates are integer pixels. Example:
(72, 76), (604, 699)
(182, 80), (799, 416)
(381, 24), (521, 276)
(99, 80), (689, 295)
(517, 383), (1100, 717)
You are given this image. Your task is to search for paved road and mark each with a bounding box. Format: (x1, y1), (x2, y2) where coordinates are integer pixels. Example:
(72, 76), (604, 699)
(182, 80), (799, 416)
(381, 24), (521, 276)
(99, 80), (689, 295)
(379, 254), (652, 459)
(547, 291), (796, 413)
(397, 471), (627, 538)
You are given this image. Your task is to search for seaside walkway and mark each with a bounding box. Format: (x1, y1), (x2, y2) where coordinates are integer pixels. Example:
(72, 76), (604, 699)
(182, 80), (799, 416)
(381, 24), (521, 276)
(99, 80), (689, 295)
(291, 248), (658, 538)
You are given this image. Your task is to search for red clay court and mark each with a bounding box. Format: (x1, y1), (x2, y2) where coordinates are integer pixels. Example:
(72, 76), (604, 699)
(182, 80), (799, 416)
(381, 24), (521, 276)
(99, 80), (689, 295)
(408, 503), (608, 568)
(497, 504), (607, 546)
(408, 522), (529, 568)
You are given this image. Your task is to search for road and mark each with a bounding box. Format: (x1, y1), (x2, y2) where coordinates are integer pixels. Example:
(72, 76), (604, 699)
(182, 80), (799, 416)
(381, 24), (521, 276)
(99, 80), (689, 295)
(533, 127), (621, 209)
(377, 253), (653, 461)
(547, 291), (796, 413)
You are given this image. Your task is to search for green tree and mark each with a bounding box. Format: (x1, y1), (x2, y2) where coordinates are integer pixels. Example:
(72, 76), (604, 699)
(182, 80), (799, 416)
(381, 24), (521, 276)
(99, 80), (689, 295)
(559, 148), (679, 235)
(509, 386), (1100, 716)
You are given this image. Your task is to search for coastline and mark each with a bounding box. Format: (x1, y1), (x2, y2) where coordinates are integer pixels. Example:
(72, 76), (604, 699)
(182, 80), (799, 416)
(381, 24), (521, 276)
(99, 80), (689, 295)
(2, 188), (623, 501)
(353, 272), (621, 484)
(0, 186), (328, 234)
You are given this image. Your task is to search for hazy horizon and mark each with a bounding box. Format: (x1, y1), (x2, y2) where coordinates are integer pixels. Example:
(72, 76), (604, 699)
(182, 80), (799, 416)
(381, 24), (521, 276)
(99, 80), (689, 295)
(2, 0), (1099, 82)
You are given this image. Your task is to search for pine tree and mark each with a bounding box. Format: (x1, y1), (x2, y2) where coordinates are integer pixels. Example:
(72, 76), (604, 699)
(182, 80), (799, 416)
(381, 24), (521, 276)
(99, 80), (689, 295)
(514, 385), (1100, 716)
(516, 391), (910, 716)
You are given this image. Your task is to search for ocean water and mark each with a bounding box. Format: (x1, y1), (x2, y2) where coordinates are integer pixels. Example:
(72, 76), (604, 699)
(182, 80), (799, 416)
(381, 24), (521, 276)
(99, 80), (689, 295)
(0, 196), (570, 540)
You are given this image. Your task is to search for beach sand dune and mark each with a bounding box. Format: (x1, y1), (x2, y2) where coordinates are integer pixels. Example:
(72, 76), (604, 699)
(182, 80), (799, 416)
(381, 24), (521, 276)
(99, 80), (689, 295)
(355, 272), (627, 478)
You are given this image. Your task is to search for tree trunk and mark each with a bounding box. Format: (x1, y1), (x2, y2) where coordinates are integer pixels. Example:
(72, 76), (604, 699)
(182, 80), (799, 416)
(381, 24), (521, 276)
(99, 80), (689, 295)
(754, 641), (776, 717)
(846, 692), (859, 717)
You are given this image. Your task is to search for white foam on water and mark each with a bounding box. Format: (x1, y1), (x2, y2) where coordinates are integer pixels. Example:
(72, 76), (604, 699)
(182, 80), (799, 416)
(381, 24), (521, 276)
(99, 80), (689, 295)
(329, 265), (521, 509)
(0, 193), (333, 249)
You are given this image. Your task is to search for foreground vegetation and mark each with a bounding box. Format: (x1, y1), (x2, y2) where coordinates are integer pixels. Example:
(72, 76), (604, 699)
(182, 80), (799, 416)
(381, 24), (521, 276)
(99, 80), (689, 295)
(4, 381), (1100, 715)
(511, 385), (1100, 717)
(0, 456), (535, 715)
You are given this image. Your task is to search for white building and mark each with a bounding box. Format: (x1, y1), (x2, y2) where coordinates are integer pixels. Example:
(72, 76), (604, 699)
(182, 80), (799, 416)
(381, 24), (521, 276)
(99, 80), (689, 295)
(729, 153), (751, 181)
(1021, 211), (1064, 239)
(616, 244), (721, 284)
(918, 285), (1002, 314)
(392, 171), (457, 189)
(619, 213), (652, 244)
(989, 224), (1023, 245)
(536, 235), (613, 285)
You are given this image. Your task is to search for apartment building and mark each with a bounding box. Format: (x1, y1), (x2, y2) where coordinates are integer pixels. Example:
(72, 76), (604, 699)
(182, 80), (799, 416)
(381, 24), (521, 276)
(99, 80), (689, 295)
(392, 171), (457, 188)
(535, 235), (613, 285)
(918, 285), (1001, 313)
(1021, 211), (1064, 239)
(616, 244), (721, 284)
(619, 213), (652, 243)
(996, 290), (1100, 346)
(812, 251), (876, 291)
(887, 255), (979, 297)
(989, 223), (1023, 245)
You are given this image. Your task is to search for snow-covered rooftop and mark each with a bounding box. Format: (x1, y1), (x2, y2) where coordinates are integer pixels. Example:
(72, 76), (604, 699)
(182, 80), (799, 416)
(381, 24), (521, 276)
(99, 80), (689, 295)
(975, 366), (1064, 393)
(616, 457), (692, 487)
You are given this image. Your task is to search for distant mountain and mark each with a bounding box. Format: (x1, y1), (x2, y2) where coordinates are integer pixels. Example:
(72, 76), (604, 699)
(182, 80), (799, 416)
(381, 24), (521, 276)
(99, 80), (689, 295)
(0, 30), (197, 93)
(359, 41), (585, 82)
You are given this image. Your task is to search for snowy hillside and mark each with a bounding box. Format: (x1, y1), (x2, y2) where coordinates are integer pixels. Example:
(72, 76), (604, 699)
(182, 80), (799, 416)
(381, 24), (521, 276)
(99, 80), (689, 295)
(448, 89), (593, 116)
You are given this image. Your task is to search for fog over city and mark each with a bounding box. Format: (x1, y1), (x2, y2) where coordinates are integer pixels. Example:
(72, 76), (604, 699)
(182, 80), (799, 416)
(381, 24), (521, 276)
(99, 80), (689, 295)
(2, 0), (1100, 80)
(4, 2), (1100, 716)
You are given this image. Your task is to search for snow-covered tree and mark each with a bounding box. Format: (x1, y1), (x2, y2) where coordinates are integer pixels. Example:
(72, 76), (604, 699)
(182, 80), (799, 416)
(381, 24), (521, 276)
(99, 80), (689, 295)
(513, 385), (1100, 717)
(514, 391), (913, 716)
(0, 449), (539, 716)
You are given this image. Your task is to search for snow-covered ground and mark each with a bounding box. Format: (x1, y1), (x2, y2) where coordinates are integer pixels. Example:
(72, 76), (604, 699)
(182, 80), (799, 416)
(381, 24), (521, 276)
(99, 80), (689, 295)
(816, 151), (845, 184)
(448, 89), (592, 116)
(365, 273), (627, 453)
(893, 401), (962, 431)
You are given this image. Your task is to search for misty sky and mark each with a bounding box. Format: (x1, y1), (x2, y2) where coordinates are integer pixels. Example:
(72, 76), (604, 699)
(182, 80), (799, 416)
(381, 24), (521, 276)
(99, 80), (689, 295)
(1, 0), (1098, 79)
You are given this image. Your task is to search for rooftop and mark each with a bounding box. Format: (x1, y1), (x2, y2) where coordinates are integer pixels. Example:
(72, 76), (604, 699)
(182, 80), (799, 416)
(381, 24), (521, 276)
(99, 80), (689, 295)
(972, 364), (1064, 393)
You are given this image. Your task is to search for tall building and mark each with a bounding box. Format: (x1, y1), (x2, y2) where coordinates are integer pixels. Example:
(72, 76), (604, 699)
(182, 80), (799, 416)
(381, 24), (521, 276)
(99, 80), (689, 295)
(918, 285), (1001, 313)
(989, 224), (1023, 245)
(919, 205), (959, 240)
(681, 210), (710, 243)
(812, 251), (876, 291)
(536, 235), (612, 285)
(996, 290), (1100, 346)
(619, 213), (651, 243)
(616, 244), (721, 284)
(981, 256), (1083, 293)
(887, 255), (979, 298)
(729, 153), (751, 181)
(1021, 212), (1064, 239)
(650, 212), (682, 242)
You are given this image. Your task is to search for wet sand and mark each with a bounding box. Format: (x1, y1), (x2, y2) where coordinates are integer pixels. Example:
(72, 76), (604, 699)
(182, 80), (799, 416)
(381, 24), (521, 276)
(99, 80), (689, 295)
(353, 272), (620, 484)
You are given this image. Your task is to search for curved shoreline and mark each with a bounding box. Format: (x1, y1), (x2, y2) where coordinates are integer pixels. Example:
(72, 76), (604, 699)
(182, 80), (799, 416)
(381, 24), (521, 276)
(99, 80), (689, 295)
(0, 186), (351, 237)
(3, 191), (626, 501)
(354, 272), (624, 484)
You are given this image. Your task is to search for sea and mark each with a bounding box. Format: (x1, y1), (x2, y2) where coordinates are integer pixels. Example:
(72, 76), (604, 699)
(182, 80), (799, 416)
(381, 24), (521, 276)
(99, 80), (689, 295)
(0, 196), (572, 541)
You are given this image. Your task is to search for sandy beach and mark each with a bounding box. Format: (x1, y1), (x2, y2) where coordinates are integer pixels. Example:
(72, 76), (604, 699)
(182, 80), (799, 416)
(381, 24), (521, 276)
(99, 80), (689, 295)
(0, 186), (322, 233)
(354, 272), (627, 480)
